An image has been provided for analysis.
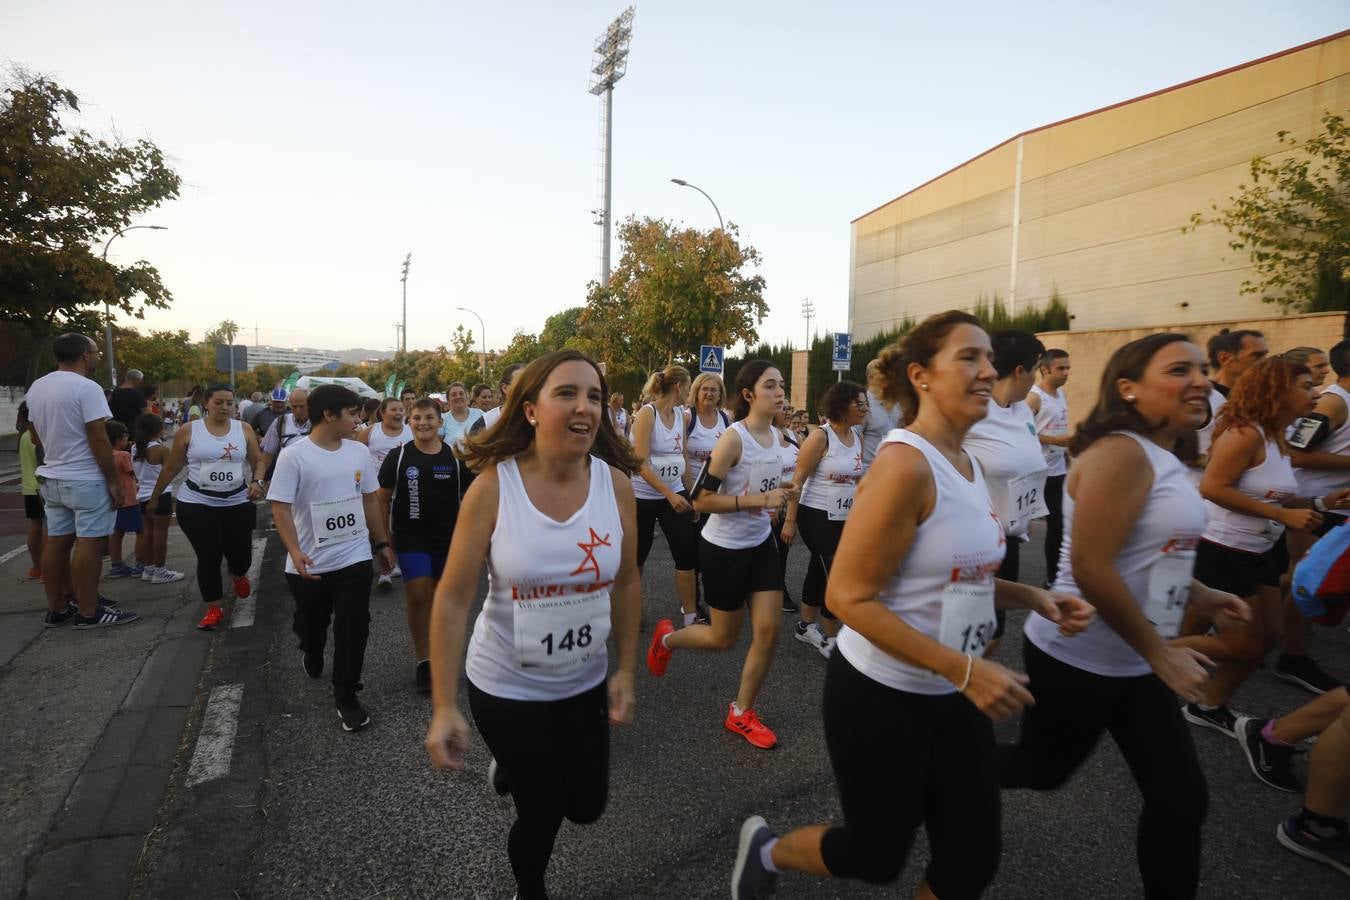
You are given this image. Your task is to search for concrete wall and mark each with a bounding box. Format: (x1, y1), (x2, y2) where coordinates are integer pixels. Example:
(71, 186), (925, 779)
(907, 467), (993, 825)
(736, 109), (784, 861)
(0, 386), (26, 441)
(790, 350), (809, 411)
(851, 32), (1350, 340)
(1038, 311), (1345, 427)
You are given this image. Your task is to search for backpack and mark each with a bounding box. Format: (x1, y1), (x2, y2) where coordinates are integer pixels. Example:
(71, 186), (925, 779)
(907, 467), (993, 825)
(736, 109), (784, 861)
(1291, 520), (1350, 626)
(686, 408), (730, 436)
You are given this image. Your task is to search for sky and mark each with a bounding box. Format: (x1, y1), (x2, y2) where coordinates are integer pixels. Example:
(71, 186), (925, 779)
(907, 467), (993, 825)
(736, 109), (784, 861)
(7, 1), (1349, 355)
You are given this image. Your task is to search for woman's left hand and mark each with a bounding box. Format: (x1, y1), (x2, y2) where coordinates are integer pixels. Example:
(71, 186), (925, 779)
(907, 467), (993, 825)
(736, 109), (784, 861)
(1030, 588), (1095, 636)
(608, 671), (636, 726)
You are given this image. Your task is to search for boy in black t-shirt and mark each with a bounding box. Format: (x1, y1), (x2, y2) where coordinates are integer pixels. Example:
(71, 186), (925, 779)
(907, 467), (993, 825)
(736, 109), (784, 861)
(377, 397), (473, 693)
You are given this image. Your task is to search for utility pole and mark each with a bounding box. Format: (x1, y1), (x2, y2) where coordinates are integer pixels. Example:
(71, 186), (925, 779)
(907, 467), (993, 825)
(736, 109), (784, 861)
(393, 323), (403, 354)
(801, 297), (815, 348)
(400, 253), (412, 353)
(588, 7), (635, 286)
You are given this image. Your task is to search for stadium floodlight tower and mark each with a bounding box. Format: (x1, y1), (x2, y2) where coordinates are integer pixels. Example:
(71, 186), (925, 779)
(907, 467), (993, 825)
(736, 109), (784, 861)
(589, 6), (635, 287)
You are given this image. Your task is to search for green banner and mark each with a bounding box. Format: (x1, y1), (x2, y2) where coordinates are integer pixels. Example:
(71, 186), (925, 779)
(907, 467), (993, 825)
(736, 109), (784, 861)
(282, 371), (301, 392)
(384, 373), (397, 397)
(394, 381), (407, 398)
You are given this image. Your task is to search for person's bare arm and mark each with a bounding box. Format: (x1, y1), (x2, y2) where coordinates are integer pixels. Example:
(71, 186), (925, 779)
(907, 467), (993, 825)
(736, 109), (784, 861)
(782, 428), (828, 541)
(150, 425), (191, 506)
(85, 419), (123, 506)
(1202, 426), (1321, 528)
(607, 469), (641, 725)
(1291, 392), (1350, 470)
(271, 501), (317, 579)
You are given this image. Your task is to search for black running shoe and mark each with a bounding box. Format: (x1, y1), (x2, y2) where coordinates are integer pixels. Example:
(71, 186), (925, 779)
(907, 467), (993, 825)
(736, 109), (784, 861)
(731, 815), (778, 899)
(336, 697), (370, 732)
(781, 595), (798, 614)
(1277, 815), (1350, 876)
(73, 606), (140, 629)
(302, 648), (324, 679)
(44, 602), (79, 628)
(489, 756), (509, 797)
(415, 659), (431, 695)
(1237, 717), (1302, 793)
(1273, 654), (1343, 695)
(1182, 703), (1239, 738)
(695, 601), (711, 625)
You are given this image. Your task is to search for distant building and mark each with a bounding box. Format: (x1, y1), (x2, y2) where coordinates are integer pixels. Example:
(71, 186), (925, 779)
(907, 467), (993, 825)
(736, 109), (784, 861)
(246, 346), (341, 373)
(849, 30), (1350, 340)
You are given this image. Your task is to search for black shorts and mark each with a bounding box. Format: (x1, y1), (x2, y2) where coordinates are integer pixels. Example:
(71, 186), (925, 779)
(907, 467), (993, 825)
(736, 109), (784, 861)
(1193, 537), (1288, 598)
(1313, 514), (1347, 538)
(138, 492), (173, 517)
(23, 494), (44, 520)
(699, 535), (782, 611)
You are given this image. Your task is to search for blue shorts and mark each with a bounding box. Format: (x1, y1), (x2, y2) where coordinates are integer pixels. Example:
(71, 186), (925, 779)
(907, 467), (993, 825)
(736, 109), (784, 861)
(115, 505), (144, 534)
(397, 550), (447, 583)
(40, 478), (115, 538)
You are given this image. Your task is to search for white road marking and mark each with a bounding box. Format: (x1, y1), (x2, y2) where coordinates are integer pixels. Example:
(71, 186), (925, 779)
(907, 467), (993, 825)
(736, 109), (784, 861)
(0, 544), (29, 568)
(230, 537), (268, 629)
(185, 683), (244, 787)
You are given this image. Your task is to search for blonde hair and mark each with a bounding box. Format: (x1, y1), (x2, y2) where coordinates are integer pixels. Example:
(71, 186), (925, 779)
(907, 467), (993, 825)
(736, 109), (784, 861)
(689, 372), (725, 408)
(642, 364), (691, 401)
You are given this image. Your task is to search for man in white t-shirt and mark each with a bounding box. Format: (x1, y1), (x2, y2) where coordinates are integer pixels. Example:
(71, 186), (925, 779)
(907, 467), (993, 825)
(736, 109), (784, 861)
(481, 362), (526, 430)
(268, 384), (395, 733)
(255, 388), (311, 483)
(26, 334), (140, 629)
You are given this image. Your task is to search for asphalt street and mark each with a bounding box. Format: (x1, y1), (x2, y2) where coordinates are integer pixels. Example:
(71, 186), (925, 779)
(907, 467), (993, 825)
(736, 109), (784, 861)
(125, 515), (1348, 900)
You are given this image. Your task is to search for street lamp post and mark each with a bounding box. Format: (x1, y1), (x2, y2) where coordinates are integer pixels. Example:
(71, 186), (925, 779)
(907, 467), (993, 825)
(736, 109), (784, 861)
(670, 178), (724, 232)
(456, 307), (487, 378)
(100, 225), (167, 386)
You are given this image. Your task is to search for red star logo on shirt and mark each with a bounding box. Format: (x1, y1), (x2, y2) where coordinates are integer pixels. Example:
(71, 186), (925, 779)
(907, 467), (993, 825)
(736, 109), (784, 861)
(673, 433), (682, 454)
(570, 528), (613, 580)
(220, 442), (239, 461)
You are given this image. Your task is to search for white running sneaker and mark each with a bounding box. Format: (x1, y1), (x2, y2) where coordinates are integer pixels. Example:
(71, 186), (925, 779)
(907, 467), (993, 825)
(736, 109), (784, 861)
(141, 566), (157, 582)
(390, 566), (402, 580)
(152, 567), (186, 584)
(819, 635), (834, 659)
(377, 573), (393, 590)
(794, 622), (824, 650)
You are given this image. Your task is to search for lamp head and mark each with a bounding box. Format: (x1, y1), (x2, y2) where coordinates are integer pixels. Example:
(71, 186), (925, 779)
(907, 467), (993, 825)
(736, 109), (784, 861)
(670, 178), (687, 186)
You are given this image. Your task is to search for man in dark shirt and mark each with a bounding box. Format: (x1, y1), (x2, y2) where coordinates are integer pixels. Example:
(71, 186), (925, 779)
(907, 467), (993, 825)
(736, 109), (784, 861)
(108, 369), (147, 430)
(377, 397), (472, 693)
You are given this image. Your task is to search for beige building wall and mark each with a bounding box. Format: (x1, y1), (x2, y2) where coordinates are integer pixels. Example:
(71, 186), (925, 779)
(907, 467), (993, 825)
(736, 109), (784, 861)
(851, 32), (1350, 341)
(1038, 311), (1345, 428)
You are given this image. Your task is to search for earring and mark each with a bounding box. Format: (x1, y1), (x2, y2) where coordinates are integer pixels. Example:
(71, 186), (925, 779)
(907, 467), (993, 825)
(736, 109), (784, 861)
(920, 384), (929, 391)
(529, 419), (537, 426)
(1125, 395), (1136, 403)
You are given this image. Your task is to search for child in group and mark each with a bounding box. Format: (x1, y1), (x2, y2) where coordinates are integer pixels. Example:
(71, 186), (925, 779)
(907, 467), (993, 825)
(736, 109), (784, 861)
(132, 412), (185, 584)
(106, 421), (145, 578)
(17, 402), (44, 579)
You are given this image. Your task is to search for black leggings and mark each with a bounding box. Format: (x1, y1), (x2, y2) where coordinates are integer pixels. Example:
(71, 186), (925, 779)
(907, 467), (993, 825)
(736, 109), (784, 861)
(286, 560), (374, 701)
(769, 512), (793, 604)
(175, 499), (256, 603)
(993, 536), (1020, 637)
(467, 679), (609, 900)
(797, 505), (843, 619)
(999, 641), (1208, 899)
(635, 494), (696, 569)
(819, 652), (1000, 898)
(1043, 474), (1065, 584)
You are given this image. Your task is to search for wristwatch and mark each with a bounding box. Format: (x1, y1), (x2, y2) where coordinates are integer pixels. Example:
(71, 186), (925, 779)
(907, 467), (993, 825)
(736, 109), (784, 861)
(1314, 496), (1329, 512)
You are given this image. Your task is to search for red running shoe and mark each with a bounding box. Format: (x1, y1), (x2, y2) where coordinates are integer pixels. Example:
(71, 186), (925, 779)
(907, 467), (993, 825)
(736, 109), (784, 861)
(233, 574), (251, 599)
(725, 704), (777, 749)
(647, 619), (675, 677)
(197, 605), (225, 630)
(26, 567), (42, 579)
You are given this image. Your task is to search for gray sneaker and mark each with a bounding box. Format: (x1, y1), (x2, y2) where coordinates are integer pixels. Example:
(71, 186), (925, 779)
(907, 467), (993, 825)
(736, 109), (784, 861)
(731, 815), (778, 899)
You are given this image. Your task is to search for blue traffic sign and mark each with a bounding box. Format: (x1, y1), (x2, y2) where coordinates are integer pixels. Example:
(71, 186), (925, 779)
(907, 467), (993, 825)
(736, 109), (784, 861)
(832, 333), (852, 371)
(699, 345), (724, 374)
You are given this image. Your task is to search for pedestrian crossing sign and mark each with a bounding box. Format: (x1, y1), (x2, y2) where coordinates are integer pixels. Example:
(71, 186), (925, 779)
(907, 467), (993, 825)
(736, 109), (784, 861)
(699, 345), (724, 374)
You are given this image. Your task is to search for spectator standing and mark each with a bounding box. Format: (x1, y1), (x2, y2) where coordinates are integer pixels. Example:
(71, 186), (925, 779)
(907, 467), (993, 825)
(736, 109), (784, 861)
(26, 334), (139, 628)
(17, 402), (45, 579)
(108, 369), (147, 431)
(104, 421), (145, 578)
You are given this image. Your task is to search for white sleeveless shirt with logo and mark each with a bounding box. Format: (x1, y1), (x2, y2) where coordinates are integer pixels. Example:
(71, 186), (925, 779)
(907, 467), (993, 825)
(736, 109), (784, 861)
(1203, 426), (1296, 553)
(1026, 431), (1206, 677)
(964, 400), (1049, 538)
(701, 421), (784, 550)
(632, 404), (687, 500)
(1295, 383), (1350, 501)
(778, 433), (799, 486)
(133, 440), (168, 503)
(686, 409), (729, 469)
(366, 423), (412, 468)
(834, 429), (1006, 694)
(178, 419), (250, 507)
(1029, 384), (1070, 476)
(800, 424), (864, 521)
(466, 455), (624, 701)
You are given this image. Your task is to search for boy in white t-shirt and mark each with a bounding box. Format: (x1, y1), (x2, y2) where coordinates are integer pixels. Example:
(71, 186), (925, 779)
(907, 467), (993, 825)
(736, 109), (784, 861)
(268, 384), (396, 732)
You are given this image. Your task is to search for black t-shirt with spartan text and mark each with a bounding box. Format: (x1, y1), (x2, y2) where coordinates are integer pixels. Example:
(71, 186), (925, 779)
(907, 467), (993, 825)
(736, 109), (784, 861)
(376, 442), (473, 554)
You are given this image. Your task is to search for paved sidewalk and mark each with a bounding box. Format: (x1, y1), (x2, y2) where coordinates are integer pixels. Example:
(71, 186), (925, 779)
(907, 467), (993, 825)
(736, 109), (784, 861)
(0, 522), (261, 900)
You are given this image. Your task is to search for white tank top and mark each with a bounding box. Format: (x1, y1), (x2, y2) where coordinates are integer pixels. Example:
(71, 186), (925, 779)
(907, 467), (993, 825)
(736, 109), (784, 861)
(366, 423), (412, 467)
(860, 389), (904, 469)
(801, 424), (864, 514)
(465, 456), (624, 701)
(701, 421), (783, 550)
(779, 434), (799, 485)
(686, 408), (728, 468)
(1029, 385), (1070, 476)
(964, 400), (1049, 538)
(178, 418), (250, 507)
(1026, 431), (1206, 677)
(835, 430), (1005, 694)
(1295, 384), (1350, 499)
(632, 403), (687, 500)
(133, 440), (168, 502)
(1203, 426), (1296, 553)
(1196, 385), (1228, 458)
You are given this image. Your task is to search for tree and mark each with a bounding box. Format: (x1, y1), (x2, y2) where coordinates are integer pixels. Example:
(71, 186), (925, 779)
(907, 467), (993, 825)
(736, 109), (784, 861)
(581, 216), (768, 372)
(539, 306), (587, 352)
(1188, 111), (1350, 312)
(498, 330), (544, 367)
(0, 73), (181, 383)
(114, 327), (199, 384)
(204, 319), (240, 346)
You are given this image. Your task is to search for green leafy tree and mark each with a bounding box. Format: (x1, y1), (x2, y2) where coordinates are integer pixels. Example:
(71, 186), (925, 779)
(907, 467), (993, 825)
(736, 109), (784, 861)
(1188, 111), (1350, 312)
(581, 217), (768, 372)
(204, 319), (240, 346)
(539, 306), (587, 352)
(114, 327), (199, 384)
(0, 73), (181, 383)
(498, 330), (544, 367)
